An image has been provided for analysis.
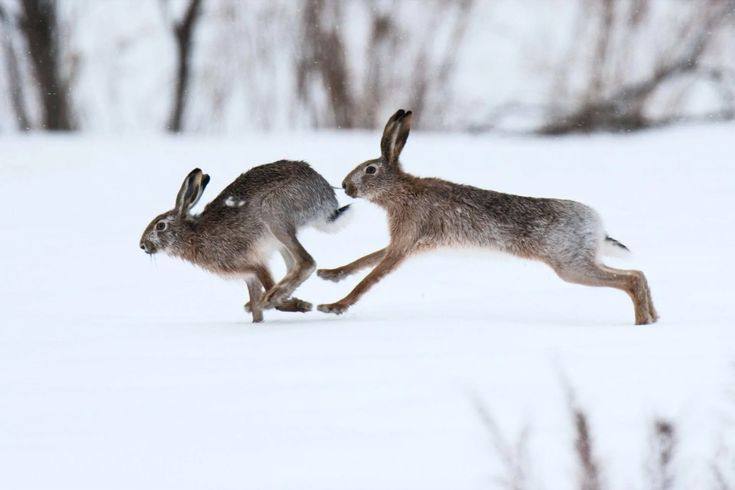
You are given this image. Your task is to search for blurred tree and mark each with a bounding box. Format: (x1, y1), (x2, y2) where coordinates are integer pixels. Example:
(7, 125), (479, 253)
(360, 8), (400, 128)
(297, 0), (474, 130)
(0, 3), (30, 130)
(17, 0), (75, 130)
(2, 0), (731, 134)
(162, 0), (203, 133)
(297, 0), (354, 128)
(541, 0), (735, 134)
(406, 0), (473, 126)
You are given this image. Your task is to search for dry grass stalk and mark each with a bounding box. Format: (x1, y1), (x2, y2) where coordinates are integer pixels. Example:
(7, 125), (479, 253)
(471, 395), (530, 490)
(646, 418), (677, 490)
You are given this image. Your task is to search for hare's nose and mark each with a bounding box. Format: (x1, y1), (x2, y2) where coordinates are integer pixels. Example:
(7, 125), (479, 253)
(140, 243), (149, 253)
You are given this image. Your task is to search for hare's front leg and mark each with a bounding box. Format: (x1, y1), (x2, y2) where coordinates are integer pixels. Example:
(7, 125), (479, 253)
(318, 250), (406, 315)
(317, 248), (386, 282)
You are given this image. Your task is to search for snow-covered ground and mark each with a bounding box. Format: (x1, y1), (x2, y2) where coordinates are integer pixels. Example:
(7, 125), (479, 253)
(1, 125), (734, 489)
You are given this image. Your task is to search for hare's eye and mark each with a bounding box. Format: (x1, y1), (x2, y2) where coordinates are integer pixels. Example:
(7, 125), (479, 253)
(365, 165), (377, 175)
(155, 221), (167, 232)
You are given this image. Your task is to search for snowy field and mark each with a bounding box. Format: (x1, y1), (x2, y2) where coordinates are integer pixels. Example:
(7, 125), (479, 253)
(1, 124), (734, 489)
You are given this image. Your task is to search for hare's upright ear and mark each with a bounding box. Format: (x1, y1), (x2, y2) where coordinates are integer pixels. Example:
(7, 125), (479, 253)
(380, 109), (413, 166)
(175, 168), (210, 216)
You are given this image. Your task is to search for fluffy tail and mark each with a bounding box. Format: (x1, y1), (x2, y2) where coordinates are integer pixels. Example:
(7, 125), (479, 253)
(314, 205), (352, 233)
(602, 235), (631, 257)
(328, 204), (351, 222)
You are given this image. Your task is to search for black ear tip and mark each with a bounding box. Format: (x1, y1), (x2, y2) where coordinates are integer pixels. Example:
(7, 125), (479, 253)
(202, 174), (210, 186)
(395, 109), (412, 122)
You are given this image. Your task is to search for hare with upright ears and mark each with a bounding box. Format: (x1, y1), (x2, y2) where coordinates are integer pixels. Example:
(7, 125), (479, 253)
(317, 110), (658, 325)
(140, 161), (349, 323)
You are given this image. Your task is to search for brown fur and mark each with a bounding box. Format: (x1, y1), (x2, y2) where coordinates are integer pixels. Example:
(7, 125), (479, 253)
(140, 162), (346, 323)
(317, 110), (658, 325)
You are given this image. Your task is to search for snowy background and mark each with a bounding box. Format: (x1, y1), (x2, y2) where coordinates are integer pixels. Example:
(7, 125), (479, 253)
(1, 1), (735, 489)
(2, 125), (734, 489)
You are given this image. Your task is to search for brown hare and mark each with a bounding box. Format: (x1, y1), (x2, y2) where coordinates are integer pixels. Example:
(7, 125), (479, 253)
(140, 161), (349, 323)
(317, 110), (657, 325)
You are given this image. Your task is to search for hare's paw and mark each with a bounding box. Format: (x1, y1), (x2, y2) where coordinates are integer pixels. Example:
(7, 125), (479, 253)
(317, 268), (347, 282)
(276, 298), (313, 313)
(244, 302), (264, 322)
(262, 287), (287, 309)
(636, 309), (658, 326)
(317, 302), (349, 315)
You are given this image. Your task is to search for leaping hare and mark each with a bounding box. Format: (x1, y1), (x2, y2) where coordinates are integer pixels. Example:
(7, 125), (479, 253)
(140, 161), (349, 323)
(317, 110), (657, 325)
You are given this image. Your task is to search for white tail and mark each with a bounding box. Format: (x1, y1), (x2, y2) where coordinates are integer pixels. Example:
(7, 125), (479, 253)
(601, 235), (631, 258)
(314, 205), (352, 234)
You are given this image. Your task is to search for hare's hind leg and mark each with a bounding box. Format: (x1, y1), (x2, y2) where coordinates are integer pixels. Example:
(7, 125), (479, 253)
(317, 248), (386, 282)
(245, 277), (265, 323)
(245, 263), (312, 313)
(552, 259), (657, 325)
(268, 249), (312, 312)
(262, 226), (316, 308)
(599, 264), (658, 323)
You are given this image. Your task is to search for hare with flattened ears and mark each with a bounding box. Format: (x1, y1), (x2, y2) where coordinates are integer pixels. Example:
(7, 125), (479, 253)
(140, 161), (350, 323)
(317, 110), (657, 325)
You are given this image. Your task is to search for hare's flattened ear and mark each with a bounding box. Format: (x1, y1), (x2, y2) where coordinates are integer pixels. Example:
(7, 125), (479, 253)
(176, 168), (209, 215)
(381, 109), (412, 165)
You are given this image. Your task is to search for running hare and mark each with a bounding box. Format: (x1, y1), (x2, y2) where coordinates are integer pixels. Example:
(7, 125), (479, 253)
(140, 161), (349, 323)
(317, 110), (657, 325)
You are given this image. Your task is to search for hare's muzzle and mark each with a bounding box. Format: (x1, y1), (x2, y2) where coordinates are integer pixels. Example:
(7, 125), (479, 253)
(140, 241), (155, 254)
(343, 181), (357, 198)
